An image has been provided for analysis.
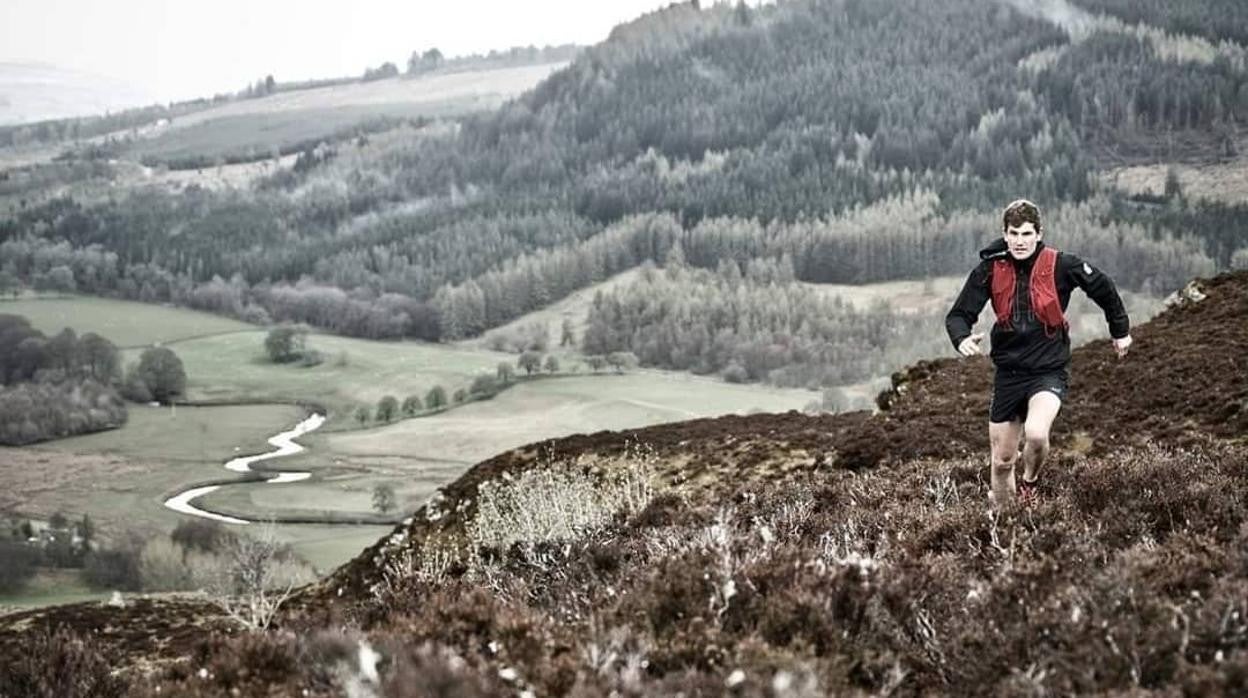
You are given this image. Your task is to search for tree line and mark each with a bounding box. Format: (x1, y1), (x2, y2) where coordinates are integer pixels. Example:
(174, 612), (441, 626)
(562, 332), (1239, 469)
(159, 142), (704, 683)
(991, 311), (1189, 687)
(0, 315), (126, 445)
(1074, 0), (1248, 46)
(2, 0), (1245, 350)
(581, 259), (946, 389)
(0, 314), (189, 444)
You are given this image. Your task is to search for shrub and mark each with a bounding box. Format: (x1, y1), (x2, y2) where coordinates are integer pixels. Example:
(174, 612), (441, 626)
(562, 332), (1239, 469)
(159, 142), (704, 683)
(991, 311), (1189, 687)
(123, 347), (186, 404)
(264, 325), (308, 363)
(518, 351), (542, 375)
(0, 628), (127, 698)
(171, 518), (231, 554)
(83, 548), (142, 591)
(376, 395), (399, 423)
(0, 541), (39, 593)
(139, 538), (195, 591)
(586, 355), (608, 372)
(425, 385), (448, 409)
(401, 395), (422, 416)
(240, 304), (272, 325)
(373, 484), (397, 515)
(496, 362), (515, 383)
(296, 349), (323, 368)
(470, 374), (498, 396)
(468, 456), (654, 551)
(200, 523), (316, 631)
(721, 361), (748, 383)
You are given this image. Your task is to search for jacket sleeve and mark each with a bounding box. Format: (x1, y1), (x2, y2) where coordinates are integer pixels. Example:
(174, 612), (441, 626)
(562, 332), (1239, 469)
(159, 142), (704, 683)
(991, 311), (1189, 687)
(945, 262), (991, 350)
(1063, 253), (1130, 339)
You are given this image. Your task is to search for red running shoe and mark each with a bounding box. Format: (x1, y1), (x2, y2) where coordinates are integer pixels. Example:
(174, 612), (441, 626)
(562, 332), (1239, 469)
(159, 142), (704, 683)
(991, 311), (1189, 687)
(1017, 478), (1041, 506)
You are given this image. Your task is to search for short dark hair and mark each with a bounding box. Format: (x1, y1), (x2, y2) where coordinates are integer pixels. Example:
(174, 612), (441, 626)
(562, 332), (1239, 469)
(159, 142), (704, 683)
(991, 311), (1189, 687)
(1003, 198), (1042, 234)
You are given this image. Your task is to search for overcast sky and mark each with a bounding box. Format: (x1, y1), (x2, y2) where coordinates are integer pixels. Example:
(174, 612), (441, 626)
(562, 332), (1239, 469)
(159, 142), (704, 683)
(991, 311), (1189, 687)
(1, 0), (677, 103)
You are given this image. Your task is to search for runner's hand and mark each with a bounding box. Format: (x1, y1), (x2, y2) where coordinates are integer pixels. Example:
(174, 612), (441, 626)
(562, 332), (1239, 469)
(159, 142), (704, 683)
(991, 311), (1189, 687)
(958, 333), (985, 357)
(1113, 334), (1132, 359)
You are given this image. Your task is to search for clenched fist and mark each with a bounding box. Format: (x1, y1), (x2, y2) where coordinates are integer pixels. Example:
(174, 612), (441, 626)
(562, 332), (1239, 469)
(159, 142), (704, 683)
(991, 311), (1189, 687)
(958, 332), (985, 357)
(1113, 334), (1133, 359)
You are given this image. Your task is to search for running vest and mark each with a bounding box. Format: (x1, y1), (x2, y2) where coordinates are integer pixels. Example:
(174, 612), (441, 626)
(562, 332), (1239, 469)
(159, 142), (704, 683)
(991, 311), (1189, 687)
(990, 247), (1067, 337)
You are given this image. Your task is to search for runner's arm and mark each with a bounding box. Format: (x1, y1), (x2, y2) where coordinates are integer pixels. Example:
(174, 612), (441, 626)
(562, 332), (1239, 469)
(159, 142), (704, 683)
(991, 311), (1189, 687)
(945, 263), (990, 350)
(1065, 253), (1130, 339)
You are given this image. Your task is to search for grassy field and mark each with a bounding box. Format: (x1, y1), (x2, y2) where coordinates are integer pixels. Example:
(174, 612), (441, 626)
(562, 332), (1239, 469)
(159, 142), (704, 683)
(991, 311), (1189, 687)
(196, 371), (819, 561)
(1, 402), (385, 574)
(1102, 155), (1248, 205)
(319, 372), (817, 465)
(121, 63), (566, 167)
(0, 294), (255, 347)
(463, 268), (645, 351)
(0, 568), (108, 611)
(5, 404), (305, 537)
(151, 329), (509, 426)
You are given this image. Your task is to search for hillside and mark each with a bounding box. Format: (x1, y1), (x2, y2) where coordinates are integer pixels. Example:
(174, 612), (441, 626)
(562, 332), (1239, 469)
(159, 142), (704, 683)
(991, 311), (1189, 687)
(2, 269), (1244, 695)
(5, 0), (1247, 369)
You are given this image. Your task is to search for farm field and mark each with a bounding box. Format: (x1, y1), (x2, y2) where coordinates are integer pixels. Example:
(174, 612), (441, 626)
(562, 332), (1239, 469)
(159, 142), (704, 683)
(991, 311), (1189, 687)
(1, 403), (386, 575)
(462, 267), (645, 351)
(153, 329), (510, 426)
(6, 404), (304, 534)
(120, 63), (567, 166)
(200, 372), (819, 532)
(315, 372), (818, 466)
(0, 568), (105, 611)
(0, 294), (255, 347)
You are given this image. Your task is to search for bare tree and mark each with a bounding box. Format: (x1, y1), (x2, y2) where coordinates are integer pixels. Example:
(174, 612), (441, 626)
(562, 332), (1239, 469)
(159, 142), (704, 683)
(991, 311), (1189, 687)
(200, 522), (311, 632)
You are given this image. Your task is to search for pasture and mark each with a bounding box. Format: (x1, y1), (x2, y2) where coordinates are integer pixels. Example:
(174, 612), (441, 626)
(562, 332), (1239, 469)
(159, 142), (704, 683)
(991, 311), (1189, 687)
(0, 294), (254, 347)
(153, 329), (509, 427)
(121, 63), (566, 167)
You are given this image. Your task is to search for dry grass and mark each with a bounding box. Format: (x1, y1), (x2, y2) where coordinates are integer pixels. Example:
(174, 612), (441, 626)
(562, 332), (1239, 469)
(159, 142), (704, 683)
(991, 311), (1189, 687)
(1103, 155), (1248, 205)
(108, 439), (1248, 697)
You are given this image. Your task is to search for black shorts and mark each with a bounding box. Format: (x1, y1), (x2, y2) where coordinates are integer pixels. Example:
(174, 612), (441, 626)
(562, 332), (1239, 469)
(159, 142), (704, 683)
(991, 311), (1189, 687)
(989, 369), (1068, 423)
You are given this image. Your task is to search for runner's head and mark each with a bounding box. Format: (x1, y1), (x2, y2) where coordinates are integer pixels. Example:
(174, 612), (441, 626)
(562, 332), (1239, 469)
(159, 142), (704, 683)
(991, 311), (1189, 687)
(1002, 198), (1042, 260)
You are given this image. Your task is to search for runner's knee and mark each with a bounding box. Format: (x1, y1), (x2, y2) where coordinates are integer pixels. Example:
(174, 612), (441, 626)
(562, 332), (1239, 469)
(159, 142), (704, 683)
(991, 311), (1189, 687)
(990, 439), (1017, 466)
(1024, 431), (1049, 452)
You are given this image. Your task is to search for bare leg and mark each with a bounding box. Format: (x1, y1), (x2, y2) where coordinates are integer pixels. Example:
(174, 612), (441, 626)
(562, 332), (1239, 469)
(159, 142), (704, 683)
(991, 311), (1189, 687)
(989, 420), (1023, 508)
(1021, 392), (1062, 482)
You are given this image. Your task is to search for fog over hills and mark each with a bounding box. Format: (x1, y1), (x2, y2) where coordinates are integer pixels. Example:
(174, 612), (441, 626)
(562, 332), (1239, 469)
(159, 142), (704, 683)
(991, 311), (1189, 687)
(0, 62), (157, 126)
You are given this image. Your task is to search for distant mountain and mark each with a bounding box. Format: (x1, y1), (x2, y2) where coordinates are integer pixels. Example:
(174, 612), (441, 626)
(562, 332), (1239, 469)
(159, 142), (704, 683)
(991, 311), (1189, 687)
(0, 62), (157, 126)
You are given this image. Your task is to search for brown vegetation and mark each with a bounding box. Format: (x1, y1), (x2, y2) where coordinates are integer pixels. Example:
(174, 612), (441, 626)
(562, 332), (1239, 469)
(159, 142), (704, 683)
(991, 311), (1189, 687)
(2, 271), (1246, 695)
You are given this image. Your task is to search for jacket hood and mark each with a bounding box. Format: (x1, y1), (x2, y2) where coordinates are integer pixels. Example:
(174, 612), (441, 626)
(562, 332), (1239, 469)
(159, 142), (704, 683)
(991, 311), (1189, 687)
(980, 238), (1045, 264)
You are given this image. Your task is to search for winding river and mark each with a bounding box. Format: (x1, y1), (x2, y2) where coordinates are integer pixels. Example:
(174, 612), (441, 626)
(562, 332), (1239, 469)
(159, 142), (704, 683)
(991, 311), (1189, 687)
(163, 412), (325, 525)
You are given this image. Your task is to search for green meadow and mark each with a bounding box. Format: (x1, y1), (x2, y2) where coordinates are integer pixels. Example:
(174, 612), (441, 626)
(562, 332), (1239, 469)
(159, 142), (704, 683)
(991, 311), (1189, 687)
(120, 63), (565, 168)
(0, 294), (254, 347)
(148, 329), (510, 427)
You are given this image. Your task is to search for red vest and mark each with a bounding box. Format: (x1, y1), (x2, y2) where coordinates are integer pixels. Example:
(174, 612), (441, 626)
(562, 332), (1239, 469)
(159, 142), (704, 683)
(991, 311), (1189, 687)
(991, 247), (1067, 337)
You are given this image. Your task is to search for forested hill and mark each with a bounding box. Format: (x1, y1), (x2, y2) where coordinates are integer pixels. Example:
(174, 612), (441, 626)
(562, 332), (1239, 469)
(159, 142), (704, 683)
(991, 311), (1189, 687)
(3, 0), (1248, 347)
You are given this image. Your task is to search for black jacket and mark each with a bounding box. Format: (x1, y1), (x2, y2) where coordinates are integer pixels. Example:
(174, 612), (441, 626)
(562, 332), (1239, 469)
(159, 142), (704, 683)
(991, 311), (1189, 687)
(945, 239), (1130, 373)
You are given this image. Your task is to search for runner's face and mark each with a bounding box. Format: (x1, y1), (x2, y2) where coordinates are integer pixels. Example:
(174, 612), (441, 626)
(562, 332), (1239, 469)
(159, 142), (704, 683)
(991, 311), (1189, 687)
(1003, 222), (1040, 260)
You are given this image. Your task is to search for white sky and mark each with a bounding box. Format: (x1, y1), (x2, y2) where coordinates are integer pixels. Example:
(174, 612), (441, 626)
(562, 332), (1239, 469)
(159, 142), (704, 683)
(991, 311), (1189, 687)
(0, 0), (678, 103)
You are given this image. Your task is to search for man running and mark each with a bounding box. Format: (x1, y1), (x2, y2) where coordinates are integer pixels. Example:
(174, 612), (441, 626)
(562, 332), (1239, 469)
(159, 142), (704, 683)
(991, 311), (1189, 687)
(946, 199), (1132, 508)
